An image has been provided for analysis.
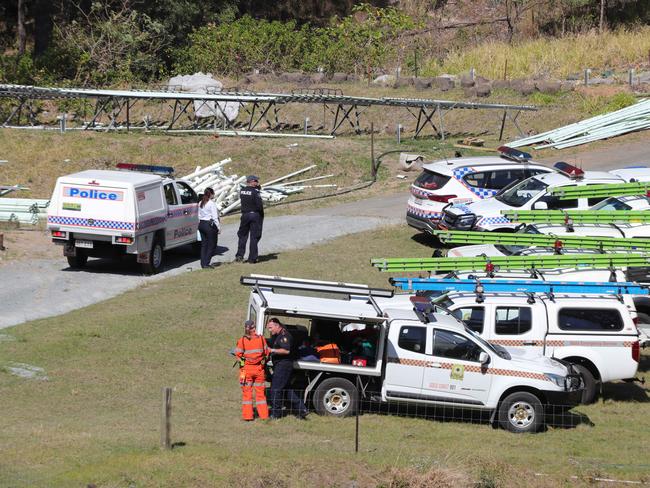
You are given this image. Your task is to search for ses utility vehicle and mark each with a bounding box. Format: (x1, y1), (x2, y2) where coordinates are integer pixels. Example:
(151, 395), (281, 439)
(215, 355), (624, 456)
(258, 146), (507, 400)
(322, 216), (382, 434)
(406, 147), (554, 233)
(438, 163), (650, 233)
(242, 274), (582, 433)
(390, 277), (643, 404)
(47, 164), (200, 274)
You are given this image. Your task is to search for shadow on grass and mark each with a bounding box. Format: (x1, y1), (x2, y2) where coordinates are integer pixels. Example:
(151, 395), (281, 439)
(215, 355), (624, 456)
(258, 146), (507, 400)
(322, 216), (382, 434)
(602, 381), (649, 403)
(256, 253), (279, 263)
(410, 231), (442, 249)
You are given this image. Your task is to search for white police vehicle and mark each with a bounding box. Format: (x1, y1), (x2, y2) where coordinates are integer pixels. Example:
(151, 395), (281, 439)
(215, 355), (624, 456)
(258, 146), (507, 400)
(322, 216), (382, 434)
(439, 163), (650, 232)
(242, 274), (582, 433)
(406, 147), (553, 232)
(47, 164), (199, 274)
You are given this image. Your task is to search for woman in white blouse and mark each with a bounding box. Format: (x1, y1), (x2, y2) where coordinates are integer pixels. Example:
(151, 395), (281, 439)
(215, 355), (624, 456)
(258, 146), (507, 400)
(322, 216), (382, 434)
(197, 187), (220, 268)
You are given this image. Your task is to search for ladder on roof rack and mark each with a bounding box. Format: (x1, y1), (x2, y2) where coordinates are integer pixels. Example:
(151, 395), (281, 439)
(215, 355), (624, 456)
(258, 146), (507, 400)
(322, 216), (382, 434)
(389, 277), (649, 295)
(240, 274), (394, 298)
(549, 181), (650, 199)
(431, 229), (650, 251)
(370, 253), (650, 272)
(502, 210), (650, 224)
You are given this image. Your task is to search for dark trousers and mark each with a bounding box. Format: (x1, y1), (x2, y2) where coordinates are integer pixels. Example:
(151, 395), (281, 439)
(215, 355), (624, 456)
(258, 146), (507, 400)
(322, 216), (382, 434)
(269, 360), (307, 418)
(198, 220), (218, 268)
(236, 212), (263, 262)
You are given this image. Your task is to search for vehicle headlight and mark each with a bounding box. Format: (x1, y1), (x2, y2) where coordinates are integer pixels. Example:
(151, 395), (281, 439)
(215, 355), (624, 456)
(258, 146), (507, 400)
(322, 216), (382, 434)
(544, 373), (565, 388)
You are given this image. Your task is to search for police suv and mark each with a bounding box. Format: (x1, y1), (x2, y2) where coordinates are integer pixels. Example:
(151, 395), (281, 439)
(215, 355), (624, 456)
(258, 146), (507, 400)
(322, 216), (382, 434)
(242, 274), (582, 433)
(439, 163), (650, 232)
(406, 147), (554, 233)
(47, 164), (200, 274)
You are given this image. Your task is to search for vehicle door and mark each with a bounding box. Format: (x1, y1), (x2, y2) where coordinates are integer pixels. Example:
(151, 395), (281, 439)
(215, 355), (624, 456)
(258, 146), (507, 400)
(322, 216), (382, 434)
(383, 322), (427, 399)
(482, 301), (545, 357)
(421, 327), (492, 406)
(162, 182), (184, 248)
(174, 181), (199, 245)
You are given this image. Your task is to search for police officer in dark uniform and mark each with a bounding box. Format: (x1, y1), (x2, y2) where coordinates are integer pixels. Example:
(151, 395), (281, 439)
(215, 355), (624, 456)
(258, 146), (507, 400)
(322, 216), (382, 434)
(266, 317), (308, 419)
(235, 175), (264, 264)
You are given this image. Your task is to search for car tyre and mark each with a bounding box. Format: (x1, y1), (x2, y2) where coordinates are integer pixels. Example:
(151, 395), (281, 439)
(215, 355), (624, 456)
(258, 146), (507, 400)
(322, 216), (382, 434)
(67, 251), (88, 268)
(498, 391), (543, 433)
(573, 364), (599, 404)
(142, 239), (164, 275)
(313, 378), (358, 417)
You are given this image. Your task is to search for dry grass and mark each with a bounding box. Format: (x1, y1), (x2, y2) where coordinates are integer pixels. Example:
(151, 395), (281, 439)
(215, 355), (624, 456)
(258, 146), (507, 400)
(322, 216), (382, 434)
(0, 224), (648, 487)
(424, 27), (650, 79)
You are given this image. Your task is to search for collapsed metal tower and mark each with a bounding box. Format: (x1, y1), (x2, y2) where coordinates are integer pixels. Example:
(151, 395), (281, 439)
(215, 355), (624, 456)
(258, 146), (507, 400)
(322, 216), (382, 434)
(0, 84), (536, 139)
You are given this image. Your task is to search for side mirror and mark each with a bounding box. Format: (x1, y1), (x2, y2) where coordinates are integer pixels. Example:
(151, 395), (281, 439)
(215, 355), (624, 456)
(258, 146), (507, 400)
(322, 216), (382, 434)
(532, 201), (548, 210)
(479, 351), (490, 365)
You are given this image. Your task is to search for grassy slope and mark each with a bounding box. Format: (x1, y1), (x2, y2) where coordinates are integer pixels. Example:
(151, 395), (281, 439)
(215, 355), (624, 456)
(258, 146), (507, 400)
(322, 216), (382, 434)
(0, 225), (648, 487)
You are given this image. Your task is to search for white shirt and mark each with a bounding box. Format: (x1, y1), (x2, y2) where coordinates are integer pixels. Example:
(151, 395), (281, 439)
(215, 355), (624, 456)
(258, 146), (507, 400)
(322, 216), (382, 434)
(198, 200), (221, 230)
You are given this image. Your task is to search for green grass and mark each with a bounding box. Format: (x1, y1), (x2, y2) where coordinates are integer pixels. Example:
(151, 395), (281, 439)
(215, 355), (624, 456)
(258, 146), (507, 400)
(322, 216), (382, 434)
(423, 27), (650, 79)
(0, 224), (648, 487)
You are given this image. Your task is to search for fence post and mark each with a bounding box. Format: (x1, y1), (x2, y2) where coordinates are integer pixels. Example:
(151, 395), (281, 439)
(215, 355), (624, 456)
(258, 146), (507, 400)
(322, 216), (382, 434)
(355, 375), (360, 453)
(470, 67), (475, 82)
(304, 117), (309, 135)
(370, 122), (376, 179)
(584, 68), (591, 86)
(628, 69), (635, 86)
(161, 387), (172, 450)
(396, 124), (402, 144)
(59, 113), (66, 133)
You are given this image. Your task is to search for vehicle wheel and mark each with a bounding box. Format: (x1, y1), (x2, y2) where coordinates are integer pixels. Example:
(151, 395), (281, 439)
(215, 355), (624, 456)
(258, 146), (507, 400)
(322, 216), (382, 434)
(67, 252), (88, 268)
(141, 239), (164, 275)
(498, 392), (543, 433)
(313, 378), (358, 417)
(573, 364), (599, 404)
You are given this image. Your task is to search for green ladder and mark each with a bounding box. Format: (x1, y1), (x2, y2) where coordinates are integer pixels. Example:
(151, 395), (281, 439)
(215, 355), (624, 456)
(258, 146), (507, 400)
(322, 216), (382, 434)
(502, 210), (650, 224)
(549, 181), (650, 199)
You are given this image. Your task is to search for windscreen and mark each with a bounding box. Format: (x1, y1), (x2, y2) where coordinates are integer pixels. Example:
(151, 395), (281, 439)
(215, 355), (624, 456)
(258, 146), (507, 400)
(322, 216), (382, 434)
(498, 224), (542, 255)
(496, 177), (548, 207)
(590, 197), (632, 211)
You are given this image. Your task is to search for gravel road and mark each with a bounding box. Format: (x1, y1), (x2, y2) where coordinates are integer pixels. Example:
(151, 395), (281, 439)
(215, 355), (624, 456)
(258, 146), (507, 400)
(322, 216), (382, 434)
(0, 193), (405, 329)
(1, 137), (647, 330)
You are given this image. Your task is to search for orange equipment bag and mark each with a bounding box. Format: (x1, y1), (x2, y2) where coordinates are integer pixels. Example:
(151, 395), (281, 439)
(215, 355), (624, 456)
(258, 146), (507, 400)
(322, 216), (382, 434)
(316, 343), (341, 364)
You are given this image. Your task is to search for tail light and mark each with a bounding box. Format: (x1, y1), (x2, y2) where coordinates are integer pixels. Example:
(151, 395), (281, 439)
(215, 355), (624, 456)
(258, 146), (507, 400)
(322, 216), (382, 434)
(51, 230), (67, 238)
(428, 194), (457, 203)
(116, 236), (134, 244)
(632, 341), (640, 362)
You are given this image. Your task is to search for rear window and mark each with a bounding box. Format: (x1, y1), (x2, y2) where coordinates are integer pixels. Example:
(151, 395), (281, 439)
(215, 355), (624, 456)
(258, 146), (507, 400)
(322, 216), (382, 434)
(415, 171), (451, 190)
(495, 307), (532, 335)
(451, 307), (485, 333)
(558, 308), (624, 331)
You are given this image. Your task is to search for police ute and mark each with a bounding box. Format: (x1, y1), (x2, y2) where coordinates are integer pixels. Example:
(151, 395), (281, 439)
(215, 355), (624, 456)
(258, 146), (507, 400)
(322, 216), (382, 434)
(241, 274), (583, 433)
(47, 163), (200, 274)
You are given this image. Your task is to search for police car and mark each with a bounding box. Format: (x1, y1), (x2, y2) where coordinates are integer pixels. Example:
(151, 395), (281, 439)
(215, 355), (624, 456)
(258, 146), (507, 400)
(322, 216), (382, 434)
(243, 274), (582, 433)
(439, 163), (650, 232)
(47, 164), (200, 274)
(406, 147), (554, 233)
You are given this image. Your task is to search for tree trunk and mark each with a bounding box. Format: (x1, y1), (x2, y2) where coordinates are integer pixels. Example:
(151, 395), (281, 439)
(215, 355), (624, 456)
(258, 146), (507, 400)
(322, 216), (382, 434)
(599, 0), (606, 33)
(17, 0), (26, 55)
(34, 0), (55, 56)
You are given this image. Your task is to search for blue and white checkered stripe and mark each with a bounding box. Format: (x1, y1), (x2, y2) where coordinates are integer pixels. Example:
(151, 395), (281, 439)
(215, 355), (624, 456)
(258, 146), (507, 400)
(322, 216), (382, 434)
(452, 166), (498, 199)
(48, 215), (135, 231)
(407, 204), (442, 220)
(477, 216), (511, 226)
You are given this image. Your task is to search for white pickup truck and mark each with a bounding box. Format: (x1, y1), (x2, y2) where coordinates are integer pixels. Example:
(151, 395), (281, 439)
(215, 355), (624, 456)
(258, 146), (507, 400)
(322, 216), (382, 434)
(429, 290), (642, 404)
(242, 274), (582, 433)
(47, 166), (200, 273)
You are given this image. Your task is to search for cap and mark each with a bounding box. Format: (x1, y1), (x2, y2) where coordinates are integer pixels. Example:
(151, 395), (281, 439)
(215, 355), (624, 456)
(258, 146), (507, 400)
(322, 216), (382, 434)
(246, 175), (259, 182)
(244, 319), (255, 329)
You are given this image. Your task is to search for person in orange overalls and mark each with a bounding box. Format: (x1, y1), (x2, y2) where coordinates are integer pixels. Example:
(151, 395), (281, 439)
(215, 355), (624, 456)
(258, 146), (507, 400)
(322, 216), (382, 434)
(234, 320), (269, 421)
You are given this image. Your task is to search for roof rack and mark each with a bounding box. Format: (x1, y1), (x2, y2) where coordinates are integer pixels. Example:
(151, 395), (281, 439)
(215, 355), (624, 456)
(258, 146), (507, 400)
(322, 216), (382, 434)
(431, 229), (650, 251)
(549, 181), (650, 200)
(503, 209), (650, 224)
(389, 277), (649, 296)
(497, 145), (532, 162)
(370, 253), (650, 272)
(240, 274), (394, 298)
(116, 162), (174, 176)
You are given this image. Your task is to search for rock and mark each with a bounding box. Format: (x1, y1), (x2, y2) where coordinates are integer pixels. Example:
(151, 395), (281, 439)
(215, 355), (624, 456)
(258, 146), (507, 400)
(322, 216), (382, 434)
(460, 76), (475, 88)
(475, 75), (491, 85)
(588, 77), (615, 86)
(346, 73), (360, 82)
(560, 81), (576, 91)
(414, 77), (433, 90)
(280, 72), (307, 83)
(491, 80), (511, 89)
(511, 79), (535, 95)
(433, 77), (455, 91)
(310, 72), (326, 84)
(463, 87), (477, 97)
(566, 72), (582, 81)
(393, 77), (414, 88)
(331, 72), (348, 83)
(475, 83), (491, 97)
(373, 74), (395, 85)
(535, 80), (562, 94)
(636, 71), (650, 83)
